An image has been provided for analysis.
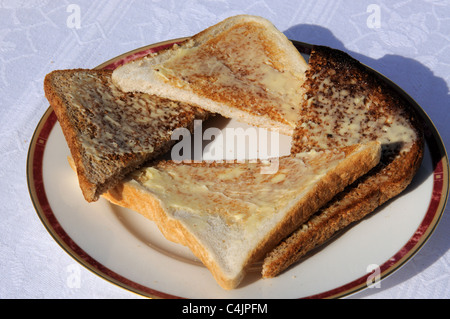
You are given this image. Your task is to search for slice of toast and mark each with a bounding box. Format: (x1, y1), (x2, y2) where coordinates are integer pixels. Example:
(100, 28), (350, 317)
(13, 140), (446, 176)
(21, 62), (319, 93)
(102, 141), (381, 290)
(44, 69), (208, 202)
(111, 15), (308, 136)
(262, 46), (424, 278)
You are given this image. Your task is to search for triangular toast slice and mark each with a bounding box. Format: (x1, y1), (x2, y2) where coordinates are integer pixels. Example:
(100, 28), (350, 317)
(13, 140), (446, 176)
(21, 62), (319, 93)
(44, 69), (208, 202)
(262, 46), (424, 278)
(111, 15), (308, 136)
(103, 141), (381, 289)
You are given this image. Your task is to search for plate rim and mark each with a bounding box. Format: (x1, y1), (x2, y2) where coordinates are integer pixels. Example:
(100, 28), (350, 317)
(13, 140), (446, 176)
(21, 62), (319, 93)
(27, 38), (449, 299)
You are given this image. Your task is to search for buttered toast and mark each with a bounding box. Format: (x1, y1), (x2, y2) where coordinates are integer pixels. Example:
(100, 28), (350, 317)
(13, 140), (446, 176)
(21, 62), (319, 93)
(44, 69), (208, 202)
(103, 142), (381, 290)
(262, 46), (424, 278)
(111, 15), (308, 136)
(45, 15), (425, 292)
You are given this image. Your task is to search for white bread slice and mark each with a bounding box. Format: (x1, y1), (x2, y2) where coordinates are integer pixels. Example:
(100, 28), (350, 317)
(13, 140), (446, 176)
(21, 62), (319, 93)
(111, 15), (308, 136)
(102, 141), (381, 289)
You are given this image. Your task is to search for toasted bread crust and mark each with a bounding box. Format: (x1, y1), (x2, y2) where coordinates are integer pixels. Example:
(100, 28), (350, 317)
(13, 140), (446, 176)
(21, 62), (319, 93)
(262, 46), (424, 278)
(44, 69), (100, 201)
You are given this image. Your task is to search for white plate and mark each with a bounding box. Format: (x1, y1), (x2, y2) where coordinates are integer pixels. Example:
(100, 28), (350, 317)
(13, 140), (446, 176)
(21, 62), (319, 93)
(27, 39), (449, 299)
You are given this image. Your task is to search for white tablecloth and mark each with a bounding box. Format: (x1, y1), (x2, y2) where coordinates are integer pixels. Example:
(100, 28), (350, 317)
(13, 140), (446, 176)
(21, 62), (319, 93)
(1, 0), (448, 299)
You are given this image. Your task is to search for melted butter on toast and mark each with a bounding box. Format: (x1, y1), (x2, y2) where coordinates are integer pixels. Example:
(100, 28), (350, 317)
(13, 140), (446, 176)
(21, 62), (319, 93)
(293, 47), (417, 160)
(133, 149), (346, 228)
(151, 22), (307, 128)
(64, 72), (203, 161)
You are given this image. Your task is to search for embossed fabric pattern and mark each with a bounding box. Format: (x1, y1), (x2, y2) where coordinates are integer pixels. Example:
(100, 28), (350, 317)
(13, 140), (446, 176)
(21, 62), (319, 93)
(0, 0), (448, 298)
